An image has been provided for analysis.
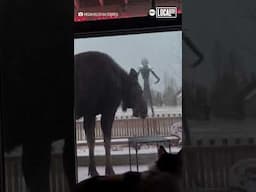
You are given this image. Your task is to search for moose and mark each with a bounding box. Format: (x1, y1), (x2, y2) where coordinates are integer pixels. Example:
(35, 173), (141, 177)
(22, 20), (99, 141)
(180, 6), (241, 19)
(75, 51), (147, 176)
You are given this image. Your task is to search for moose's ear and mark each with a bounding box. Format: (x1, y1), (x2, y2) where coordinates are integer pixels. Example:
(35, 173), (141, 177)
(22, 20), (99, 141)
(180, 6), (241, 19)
(158, 145), (167, 158)
(129, 68), (138, 81)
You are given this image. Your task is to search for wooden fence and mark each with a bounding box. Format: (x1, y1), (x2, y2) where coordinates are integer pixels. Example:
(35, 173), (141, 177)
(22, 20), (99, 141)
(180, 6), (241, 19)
(4, 138), (256, 192)
(76, 114), (182, 141)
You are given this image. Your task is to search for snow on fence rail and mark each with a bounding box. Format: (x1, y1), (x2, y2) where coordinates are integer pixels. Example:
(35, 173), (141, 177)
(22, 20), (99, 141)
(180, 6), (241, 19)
(76, 113), (182, 141)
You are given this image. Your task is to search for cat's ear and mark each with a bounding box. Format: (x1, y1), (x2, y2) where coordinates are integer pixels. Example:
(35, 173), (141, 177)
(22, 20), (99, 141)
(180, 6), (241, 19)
(158, 145), (167, 158)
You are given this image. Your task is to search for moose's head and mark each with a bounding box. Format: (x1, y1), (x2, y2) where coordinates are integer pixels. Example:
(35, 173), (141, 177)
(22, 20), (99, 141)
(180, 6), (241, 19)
(122, 68), (147, 119)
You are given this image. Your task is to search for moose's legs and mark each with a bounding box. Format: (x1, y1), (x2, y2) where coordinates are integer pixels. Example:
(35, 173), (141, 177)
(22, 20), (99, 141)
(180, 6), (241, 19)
(84, 116), (98, 176)
(22, 141), (51, 192)
(101, 111), (116, 175)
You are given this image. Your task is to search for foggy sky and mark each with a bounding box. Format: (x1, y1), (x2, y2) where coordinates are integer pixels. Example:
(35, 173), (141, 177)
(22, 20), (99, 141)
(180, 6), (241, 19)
(74, 31), (182, 93)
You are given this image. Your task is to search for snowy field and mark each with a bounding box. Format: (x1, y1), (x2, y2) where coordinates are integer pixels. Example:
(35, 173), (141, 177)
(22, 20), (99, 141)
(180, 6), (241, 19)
(77, 145), (182, 181)
(115, 106), (182, 115)
(77, 139), (181, 156)
(78, 165), (149, 181)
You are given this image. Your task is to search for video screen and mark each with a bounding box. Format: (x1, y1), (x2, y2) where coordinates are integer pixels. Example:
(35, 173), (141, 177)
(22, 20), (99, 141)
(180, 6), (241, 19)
(74, 0), (182, 21)
(74, 30), (182, 180)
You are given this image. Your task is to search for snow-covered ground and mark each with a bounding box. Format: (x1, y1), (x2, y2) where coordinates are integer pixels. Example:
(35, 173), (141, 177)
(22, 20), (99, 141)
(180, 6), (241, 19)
(77, 144), (182, 181)
(76, 136), (182, 179)
(77, 143), (181, 156)
(115, 106), (182, 116)
(78, 165), (149, 181)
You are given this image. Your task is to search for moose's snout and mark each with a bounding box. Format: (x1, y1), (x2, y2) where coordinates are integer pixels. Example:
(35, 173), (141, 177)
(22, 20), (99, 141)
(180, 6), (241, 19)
(133, 111), (147, 119)
(133, 102), (148, 119)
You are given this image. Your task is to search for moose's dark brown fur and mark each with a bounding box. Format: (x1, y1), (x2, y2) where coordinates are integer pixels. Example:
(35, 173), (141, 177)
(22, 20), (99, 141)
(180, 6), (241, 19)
(75, 51), (147, 176)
